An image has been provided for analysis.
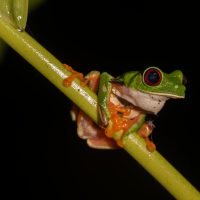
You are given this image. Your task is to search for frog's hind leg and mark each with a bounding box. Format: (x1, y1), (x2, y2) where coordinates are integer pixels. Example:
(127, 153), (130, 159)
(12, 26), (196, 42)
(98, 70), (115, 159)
(76, 71), (118, 149)
(77, 110), (118, 149)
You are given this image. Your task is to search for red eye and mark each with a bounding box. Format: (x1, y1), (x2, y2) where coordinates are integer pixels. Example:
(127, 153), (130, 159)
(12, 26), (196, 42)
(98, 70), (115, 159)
(143, 67), (162, 86)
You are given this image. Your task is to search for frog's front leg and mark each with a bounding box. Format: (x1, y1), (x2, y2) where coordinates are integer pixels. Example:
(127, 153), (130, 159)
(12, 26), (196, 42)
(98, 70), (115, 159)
(98, 72), (156, 151)
(63, 64), (85, 86)
(63, 64), (99, 88)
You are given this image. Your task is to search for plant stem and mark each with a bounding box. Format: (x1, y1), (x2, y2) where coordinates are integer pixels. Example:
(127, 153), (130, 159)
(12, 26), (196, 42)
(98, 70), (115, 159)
(123, 134), (200, 199)
(0, 18), (98, 123)
(0, 18), (199, 199)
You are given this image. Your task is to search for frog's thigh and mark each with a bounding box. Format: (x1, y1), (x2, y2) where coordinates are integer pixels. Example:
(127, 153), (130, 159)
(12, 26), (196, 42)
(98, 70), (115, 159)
(77, 111), (118, 149)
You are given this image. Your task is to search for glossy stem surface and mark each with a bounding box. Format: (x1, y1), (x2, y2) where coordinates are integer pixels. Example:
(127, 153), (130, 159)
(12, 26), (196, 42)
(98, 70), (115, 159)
(0, 18), (98, 123)
(123, 134), (200, 200)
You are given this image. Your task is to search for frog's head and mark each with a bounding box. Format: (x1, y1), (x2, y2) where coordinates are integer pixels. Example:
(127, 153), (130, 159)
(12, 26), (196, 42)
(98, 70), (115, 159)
(127, 66), (186, 98)
(113, 66), (186, 114)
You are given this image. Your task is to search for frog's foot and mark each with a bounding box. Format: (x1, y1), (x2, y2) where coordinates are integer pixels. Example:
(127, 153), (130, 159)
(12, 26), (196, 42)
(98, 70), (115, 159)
(63, 64), (84, 87)
(145, 138), (156, 152)
(77, 111), (118, 149)
(138, 121), (156, 152)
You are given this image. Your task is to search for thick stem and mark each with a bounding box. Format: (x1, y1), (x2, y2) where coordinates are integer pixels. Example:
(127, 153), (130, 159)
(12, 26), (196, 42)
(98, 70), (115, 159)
(0, 18), (199, 199)
(0, 18), (98, 123)
(123, 134), (200, 200)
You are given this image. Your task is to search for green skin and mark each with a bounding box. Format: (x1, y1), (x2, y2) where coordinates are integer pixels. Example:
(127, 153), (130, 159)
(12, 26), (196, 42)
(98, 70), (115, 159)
(98, 66), (185, 119)
(119, 67), (185, 98)
(96, 66), (186, 146)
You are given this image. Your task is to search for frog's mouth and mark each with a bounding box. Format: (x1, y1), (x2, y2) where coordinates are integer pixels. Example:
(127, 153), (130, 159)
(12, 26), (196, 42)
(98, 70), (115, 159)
(111, 84), (169, 115)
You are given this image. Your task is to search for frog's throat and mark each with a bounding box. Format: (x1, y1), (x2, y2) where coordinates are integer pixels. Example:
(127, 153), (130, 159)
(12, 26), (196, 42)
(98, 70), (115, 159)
(111, 85), (169, 115)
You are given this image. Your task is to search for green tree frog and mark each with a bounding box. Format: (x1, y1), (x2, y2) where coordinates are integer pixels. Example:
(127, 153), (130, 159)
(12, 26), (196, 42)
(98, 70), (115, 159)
(63, 65), (186, 151)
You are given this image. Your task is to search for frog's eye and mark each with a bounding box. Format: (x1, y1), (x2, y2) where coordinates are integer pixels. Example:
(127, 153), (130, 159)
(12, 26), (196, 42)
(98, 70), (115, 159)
(143, 67), (162, 86)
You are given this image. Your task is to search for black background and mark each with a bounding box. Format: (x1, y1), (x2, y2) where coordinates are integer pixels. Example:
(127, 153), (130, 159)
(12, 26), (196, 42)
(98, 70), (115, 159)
(2, 1), (199, 199)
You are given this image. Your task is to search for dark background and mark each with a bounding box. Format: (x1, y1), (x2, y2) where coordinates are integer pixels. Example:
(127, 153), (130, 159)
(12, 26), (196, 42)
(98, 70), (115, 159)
(2, 1), (199, 199)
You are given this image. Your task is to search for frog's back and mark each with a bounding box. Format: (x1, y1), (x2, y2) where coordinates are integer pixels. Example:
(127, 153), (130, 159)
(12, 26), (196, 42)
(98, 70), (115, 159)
(119, 71), (140, 87)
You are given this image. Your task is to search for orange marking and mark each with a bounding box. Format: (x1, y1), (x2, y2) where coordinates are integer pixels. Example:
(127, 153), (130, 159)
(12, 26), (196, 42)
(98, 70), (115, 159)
(104, 87), (155, 151)
(145, 138), (156, 152)
(63, 64), (84, 87)
(138, 123), (156, 152)
(105, 98), (141, 147)
(116, 139), (123, 147)
(138, 123), (153, 138)
(115, 106), (131, 116)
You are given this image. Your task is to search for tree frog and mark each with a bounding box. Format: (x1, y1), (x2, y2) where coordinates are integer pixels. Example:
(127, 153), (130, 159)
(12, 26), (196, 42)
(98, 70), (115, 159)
(63, 65), (186, 151)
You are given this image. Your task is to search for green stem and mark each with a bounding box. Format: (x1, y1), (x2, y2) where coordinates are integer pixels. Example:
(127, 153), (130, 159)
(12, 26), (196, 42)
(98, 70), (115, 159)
(0, 17), (98, 123)
(0, 18), (199, 200)
(123, 134), (200, 200)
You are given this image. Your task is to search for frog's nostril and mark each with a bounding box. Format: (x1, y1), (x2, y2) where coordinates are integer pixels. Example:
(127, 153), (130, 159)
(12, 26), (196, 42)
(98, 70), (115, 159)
(182, 74), (187, 85)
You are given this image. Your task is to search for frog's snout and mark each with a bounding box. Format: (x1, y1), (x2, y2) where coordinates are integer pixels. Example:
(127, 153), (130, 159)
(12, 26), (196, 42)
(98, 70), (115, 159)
(170, 70), (185, 85)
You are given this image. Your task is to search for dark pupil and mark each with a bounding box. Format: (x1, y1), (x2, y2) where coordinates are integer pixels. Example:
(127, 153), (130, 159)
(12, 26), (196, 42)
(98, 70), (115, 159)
(148, 71), (160, 84)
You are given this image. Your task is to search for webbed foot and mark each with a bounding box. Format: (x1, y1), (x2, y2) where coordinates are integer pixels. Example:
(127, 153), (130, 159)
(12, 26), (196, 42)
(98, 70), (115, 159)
(63, 64), (84, 86)
(138, 122), (156, 152)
